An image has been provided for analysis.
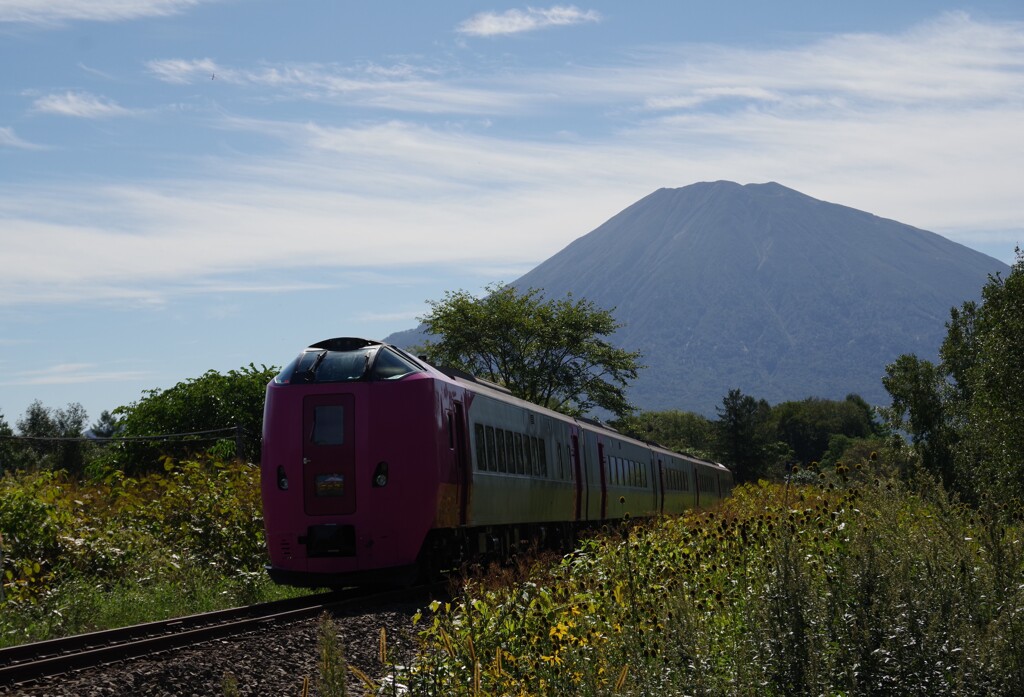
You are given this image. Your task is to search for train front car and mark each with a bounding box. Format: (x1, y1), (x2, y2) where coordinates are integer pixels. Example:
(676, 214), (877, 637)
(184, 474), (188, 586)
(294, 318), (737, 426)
(261, 338), (444, 588)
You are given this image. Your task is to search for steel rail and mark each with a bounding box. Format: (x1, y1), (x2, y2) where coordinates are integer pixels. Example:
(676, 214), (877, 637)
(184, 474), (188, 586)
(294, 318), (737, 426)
(0, 589), (367, 687)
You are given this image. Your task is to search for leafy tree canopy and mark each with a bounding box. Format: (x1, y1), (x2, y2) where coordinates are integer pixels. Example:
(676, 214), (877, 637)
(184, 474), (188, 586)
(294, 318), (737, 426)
(9, 401), (89, 474)
(419, 283), (643, 419)
(769, 394), (882, 467)
(611, 409), (714, 459)
(884, 248), (1024, 504)
(111, 364), (278, 474)
(714, 389), (791, 483)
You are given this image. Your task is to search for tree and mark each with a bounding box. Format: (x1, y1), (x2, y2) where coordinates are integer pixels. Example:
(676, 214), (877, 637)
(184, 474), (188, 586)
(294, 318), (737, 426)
(881, 354), (955, 488)
(944, 251), (1024, 502)
(90, 410), (121, 439)
(883, 248), (1024, 504)
(419, 284), (643, 418)
(611, 410), (714, 459)
(0, 410), (26, 475)
(13, 401), (88, 473)
(770, 395), (881, 467)
(714, 389), (790, 483)
(111, 364), (278, 474)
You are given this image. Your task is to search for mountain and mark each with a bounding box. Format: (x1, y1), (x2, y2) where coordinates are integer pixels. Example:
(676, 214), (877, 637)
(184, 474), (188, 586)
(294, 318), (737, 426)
(388, 181), (1009, 415)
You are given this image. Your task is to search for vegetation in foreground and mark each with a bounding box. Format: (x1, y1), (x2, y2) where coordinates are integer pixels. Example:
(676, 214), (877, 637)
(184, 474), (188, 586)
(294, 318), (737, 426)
(388, 467), (1024, 696)
(0, 458), (306, 648)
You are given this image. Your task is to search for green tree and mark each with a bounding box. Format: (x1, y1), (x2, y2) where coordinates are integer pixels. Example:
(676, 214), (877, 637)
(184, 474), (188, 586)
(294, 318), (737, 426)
(945, 251), (1024, 502)
(714, 389), (789, 483)
(419, 284), (643, 418)
(769, 394), (881, 467)
(611, 409), (714, 459)
(0, 411), (27, 475)
(90, 410), (121, 439)
(881, 354), (955, 487)
(14, 401), (88, 473)
(111, 364), (278, 474)
(883, 249), (1024, 503)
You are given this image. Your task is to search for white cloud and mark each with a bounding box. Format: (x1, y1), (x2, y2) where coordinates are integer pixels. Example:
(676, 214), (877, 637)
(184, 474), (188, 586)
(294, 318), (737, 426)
(0, 0), (212, 24)
(148, 58), (525, 115)
(2, 363), (152, 386)
(32, 92), (135, 118)
(0, 126), (43, 149)
(457, 5), (601, 37)
(147, 58), (222, 84)
(2, 12), (1022, 310)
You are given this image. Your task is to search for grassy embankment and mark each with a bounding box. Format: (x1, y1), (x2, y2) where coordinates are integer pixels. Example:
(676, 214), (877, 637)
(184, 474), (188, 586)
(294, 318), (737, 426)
(6, 457), (1024, 695)
(377, 465), (1024, 696)
(0, 458), (305, 648)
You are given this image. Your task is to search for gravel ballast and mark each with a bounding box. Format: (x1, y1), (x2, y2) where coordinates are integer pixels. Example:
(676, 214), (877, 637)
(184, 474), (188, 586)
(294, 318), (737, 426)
(1, 604), (421, 697)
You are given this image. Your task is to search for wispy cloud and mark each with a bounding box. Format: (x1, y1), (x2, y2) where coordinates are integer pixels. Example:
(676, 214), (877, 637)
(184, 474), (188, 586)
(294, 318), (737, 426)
(0, 0), (213, 25)
(457, 5), (601, 37)
(1, 13), (1021, 310)
(32, 92), (136, 118)
(147, 58), (524, 114)
(2, 364), (152, 387)
(0, 126), (44, 149)
(147, 58), (221, 84)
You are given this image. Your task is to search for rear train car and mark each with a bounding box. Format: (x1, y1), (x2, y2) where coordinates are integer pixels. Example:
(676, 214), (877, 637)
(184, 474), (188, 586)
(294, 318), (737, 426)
(261, 337), (732, 588)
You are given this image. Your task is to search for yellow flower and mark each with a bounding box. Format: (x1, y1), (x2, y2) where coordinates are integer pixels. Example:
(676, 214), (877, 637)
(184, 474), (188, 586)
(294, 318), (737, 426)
(549, 622), (570, 640)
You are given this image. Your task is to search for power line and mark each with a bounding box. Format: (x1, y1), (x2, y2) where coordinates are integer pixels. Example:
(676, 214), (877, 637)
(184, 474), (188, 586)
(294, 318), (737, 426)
(0, 426), (244, 444)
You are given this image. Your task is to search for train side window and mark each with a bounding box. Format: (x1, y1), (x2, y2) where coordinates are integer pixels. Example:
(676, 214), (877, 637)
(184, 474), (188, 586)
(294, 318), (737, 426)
(489, 427), (501, 470)
(538, 438), (548, 477)
(474, 424), (486, 470)
(514, 433), (526, 475)
(524, 435), (535, 475)
(370, 347), (419, 380)
(495, 430), (507, 473)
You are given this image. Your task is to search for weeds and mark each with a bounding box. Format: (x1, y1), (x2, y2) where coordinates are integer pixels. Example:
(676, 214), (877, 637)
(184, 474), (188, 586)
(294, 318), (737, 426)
(402, 468), (1024, 695)
(0, 458), (307, 647)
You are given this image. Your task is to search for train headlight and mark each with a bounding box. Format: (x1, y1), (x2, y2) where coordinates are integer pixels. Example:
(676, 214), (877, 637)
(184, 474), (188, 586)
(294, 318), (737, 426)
(277, 466), (289, 490)
(373, 461), (389, 488)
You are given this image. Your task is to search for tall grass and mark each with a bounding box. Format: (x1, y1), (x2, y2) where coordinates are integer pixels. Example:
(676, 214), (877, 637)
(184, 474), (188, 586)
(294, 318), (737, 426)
(401, 469), (1024, 695)
(0, 458), (307, 647)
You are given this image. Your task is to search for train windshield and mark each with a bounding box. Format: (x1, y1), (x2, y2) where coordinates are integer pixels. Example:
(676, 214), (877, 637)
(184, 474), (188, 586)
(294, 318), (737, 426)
(274, 345), (423, 384)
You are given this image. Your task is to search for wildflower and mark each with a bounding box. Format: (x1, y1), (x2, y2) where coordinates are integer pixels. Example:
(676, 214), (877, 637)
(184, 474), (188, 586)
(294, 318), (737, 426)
(549, 622), (570, 640)
(540, 653), (563, 665)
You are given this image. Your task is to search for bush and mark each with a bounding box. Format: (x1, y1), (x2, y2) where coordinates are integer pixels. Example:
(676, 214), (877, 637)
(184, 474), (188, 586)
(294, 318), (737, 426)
(404, 469), (1024, 695)
(0, 458), (278, 646)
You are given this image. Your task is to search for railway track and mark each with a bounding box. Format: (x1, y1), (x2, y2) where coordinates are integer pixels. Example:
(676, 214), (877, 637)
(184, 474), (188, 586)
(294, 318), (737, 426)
(0, 587), (421, 689)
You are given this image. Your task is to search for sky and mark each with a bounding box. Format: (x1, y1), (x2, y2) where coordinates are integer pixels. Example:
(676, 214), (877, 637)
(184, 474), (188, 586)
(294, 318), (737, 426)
(1, 1), (1023, 428)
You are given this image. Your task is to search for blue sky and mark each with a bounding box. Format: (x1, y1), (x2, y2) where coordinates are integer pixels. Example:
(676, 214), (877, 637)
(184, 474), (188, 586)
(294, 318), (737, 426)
(2, 1), (1022, 428)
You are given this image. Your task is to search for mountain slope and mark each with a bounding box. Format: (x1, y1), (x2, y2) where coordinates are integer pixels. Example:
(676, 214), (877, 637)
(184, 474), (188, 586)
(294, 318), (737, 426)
(390, 181), (1008, 414)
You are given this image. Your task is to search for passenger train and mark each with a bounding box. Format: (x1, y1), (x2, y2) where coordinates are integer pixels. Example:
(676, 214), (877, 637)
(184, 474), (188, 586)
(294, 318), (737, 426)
(261, 337), (733, 587)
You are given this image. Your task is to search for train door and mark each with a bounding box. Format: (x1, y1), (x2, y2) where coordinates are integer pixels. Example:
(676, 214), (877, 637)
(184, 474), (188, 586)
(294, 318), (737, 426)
(597, 441), (607, 520)
(302, 393), (356, 516)
(657, 458), (665, 514)
(454, 401), (470, 526)
(571, 431), (584, 521)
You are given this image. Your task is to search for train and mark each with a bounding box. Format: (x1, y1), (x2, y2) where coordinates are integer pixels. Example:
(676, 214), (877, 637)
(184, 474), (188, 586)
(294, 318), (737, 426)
(260, 337), (733, 588)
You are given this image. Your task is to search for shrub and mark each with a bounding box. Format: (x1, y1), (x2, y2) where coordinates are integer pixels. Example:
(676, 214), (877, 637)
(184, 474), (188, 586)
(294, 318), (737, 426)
(404, 470), (1024, 695)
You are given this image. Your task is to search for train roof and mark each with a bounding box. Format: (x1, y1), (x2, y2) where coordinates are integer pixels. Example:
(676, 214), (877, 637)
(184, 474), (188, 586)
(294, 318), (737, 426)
(294, 338), (731, 476)
(409, 347), (733, 476)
